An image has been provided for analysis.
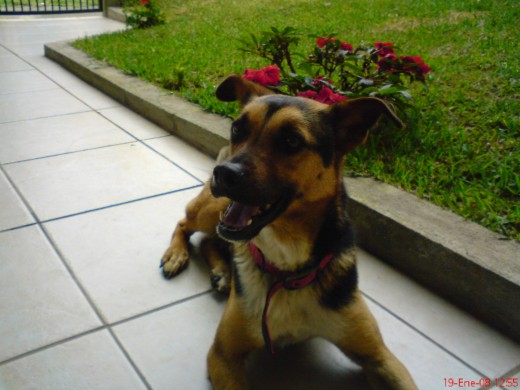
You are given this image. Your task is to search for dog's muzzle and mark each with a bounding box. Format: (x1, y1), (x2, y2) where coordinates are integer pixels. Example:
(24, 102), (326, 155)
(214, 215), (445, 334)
(210, 161), (294, 242)
(211, 161), (246, 198)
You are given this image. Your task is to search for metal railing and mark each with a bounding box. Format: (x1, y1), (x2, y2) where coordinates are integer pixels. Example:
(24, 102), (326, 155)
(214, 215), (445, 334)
(1, 0), (102, 14)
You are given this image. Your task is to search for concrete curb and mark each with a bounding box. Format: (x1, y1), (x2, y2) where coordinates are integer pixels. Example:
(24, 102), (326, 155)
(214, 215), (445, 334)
(45, 40), (520, 342)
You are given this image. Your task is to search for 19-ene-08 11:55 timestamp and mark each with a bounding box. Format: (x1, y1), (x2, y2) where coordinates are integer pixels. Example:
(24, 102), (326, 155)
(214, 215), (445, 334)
(444, 377), (519, 388)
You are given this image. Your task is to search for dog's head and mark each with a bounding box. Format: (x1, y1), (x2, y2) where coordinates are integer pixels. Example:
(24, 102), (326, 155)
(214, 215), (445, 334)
(211, 75), (402, 241)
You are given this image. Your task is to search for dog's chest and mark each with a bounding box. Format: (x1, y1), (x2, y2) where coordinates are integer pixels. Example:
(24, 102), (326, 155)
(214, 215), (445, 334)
(234, 256), (345, 345)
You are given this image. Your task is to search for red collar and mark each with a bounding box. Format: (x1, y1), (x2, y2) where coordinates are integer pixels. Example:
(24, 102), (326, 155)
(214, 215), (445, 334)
(248, 242), (334, 354)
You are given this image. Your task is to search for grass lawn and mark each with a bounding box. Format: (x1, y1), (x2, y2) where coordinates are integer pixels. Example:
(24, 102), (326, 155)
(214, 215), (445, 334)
(74, 0), (519, 240)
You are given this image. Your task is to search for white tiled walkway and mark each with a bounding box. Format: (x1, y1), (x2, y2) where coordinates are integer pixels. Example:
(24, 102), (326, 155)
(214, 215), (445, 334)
(0, 14), (518, 390)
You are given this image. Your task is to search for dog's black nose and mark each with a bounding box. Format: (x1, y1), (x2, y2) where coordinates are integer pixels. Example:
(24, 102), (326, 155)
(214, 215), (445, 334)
(212, 161), (246, 193)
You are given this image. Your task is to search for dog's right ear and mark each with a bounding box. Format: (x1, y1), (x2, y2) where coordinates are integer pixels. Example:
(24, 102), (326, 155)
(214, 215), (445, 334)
(328, 97), (404, 153)
(216, 75), (275, 106)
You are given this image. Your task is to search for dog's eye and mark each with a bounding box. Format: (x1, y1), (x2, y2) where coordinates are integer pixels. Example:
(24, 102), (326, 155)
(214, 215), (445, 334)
(284, 134), (303, 151)
(230, 124), (247, 143)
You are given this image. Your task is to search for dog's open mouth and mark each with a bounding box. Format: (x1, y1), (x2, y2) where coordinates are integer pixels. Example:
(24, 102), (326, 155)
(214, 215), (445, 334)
(217, 197), (290, 241)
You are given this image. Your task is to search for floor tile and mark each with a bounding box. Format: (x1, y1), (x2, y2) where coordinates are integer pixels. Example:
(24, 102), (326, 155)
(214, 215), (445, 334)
(0, 88), (89, 123)
(0, 169), (34, 231)
(63, 81), (122, 110)
(357, 249), (520, 377)
(366, 299), (482, 390)
(146, 135), (216, 181)
(0, 226), (101, 362)
(0, 111), (134, 163)
(99, 106), (170, 140)
(0, 69), (57, 95)
(1, 42), (47, 56)
(0, 330), (146, 390)
(44, 188), (212, 323)
(11, 55), (122, 110)
(5, 142), (200, 221)
(113, 293), (224, 390)
(0, 54), (33, 72)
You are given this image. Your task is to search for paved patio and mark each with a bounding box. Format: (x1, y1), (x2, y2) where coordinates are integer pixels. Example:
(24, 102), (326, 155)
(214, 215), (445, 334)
(0, 13), (518, 390)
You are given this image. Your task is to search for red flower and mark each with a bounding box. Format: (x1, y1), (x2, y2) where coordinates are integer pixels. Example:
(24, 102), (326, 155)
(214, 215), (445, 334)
(298, 86), (346, 105)
(340, 41), (353, 53)
(140, 0), (149, 4)
(316, 37), (335, 48)
(377, 53), (398, 72)
(298, 89), (318, 99)
(374, 42), (395, 57)
(316, 37), (353, 53)
(400, 56), (431, 80)
(242, 65), (281, 87)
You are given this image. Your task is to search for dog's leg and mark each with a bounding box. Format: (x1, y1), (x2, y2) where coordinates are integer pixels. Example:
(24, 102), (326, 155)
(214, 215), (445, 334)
(161, 216), (193, 278)
(208, 292), (261, 390)
(200, 236), (232, 294)
(337, 291), (418, 390)
(161, 182), (227, 278)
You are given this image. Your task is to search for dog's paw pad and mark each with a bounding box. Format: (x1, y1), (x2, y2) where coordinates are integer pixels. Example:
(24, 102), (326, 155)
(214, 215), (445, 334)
(210, 270), (230, 294)
(160, 250), (189, 279)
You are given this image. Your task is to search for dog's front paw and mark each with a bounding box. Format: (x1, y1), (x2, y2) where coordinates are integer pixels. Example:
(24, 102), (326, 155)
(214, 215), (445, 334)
(210, 268), (231, 294)
(160, 246), (189, 279)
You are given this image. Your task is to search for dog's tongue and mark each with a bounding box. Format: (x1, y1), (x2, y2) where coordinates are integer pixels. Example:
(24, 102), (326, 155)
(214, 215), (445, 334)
(223, 202), (259, 230)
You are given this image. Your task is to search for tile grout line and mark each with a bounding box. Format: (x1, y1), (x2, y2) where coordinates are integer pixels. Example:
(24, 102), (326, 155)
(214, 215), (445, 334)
(40, 184), (205, 223)
(0, 185), (203, 233)
(361, 291), (489, 379)
(0, 326), (107, 367)
(0, 109), (93, 126)
(105, 327), (154, 390)
(1, 139), (138, 166)
(0, 109), (93, 127)
(0, 222), (38, 234)
(109, 290), (214, 329)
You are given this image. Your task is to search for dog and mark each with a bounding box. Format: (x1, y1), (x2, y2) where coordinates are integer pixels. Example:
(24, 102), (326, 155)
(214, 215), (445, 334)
(161, 75), (418, 389)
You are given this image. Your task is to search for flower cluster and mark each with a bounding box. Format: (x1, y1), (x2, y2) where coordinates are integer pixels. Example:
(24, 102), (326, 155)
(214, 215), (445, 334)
(243, 65), (281, 87)
(123, 0), (165, 29)
(240, 27), (430, 108)
(374, 43), (430, 81)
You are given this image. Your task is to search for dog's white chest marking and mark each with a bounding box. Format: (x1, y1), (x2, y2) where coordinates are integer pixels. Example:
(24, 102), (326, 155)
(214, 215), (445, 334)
(234, 247), (347, 347)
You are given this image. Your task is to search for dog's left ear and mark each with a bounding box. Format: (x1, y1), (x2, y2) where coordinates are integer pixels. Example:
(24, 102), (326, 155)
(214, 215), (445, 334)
(327, 97), (404, 153)
(216, 75), (275, 106)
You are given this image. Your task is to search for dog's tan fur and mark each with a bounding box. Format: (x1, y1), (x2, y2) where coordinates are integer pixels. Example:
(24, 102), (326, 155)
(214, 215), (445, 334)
(161, 75), (418, 389)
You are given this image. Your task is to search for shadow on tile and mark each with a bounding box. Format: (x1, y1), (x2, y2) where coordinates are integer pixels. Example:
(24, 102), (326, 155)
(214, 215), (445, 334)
(248, 339), (368, 390)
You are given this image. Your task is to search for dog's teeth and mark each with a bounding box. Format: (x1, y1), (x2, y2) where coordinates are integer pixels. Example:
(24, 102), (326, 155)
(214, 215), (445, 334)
(247, 219), (253, 226)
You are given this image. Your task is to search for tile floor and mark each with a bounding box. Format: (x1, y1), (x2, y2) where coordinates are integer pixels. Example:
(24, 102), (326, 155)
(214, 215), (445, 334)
(0, 13), (519, 390)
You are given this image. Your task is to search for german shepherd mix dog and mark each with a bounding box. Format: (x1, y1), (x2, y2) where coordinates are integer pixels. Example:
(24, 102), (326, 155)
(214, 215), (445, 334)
(161, 75), (418, 390)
